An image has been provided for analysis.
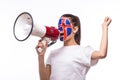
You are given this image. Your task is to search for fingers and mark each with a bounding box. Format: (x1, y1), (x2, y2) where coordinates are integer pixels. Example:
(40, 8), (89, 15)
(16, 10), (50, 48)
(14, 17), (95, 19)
(35, 40), (43, 50)
(45, 41), (48, 47)
(104, 16), (112, 26)
(35, 39), (48, 55)
(38, 40), (44, 48)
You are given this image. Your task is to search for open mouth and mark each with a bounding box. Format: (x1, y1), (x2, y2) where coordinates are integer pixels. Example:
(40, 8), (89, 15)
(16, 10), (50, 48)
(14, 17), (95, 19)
(60, 32), (64, 37)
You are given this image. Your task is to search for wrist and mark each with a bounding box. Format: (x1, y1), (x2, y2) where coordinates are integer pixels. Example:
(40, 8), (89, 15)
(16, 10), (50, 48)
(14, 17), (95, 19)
(38, 54), (44, 59)
(102, 26), (108, 31)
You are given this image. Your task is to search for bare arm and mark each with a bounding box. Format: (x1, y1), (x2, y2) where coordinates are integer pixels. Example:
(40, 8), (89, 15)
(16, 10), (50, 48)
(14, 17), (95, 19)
(92, 17), (112, 59)
(36, 39), (51, 80)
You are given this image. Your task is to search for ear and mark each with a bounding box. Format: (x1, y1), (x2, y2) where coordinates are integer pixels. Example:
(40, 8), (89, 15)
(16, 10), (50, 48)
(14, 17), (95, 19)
(73, 26), (79, 33)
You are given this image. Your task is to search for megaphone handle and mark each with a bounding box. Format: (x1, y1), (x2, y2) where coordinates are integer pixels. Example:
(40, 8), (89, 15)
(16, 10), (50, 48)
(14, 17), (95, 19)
(37, 39), (47, 53)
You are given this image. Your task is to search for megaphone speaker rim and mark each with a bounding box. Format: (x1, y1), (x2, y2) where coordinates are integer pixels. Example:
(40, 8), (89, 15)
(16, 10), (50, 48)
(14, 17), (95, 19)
(13, 12), (33, 41)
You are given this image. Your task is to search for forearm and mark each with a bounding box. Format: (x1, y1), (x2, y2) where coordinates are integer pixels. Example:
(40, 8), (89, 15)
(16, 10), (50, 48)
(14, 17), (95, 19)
(38, 55), (47, 80)
(99, 28), (108, 58)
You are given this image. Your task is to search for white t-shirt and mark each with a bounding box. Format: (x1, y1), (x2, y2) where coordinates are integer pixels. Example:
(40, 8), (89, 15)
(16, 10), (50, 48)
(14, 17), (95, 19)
(46, 45), (98, 80)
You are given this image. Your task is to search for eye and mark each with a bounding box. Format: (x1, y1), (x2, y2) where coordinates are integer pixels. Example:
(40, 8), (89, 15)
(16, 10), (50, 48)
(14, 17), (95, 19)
(66, 19), (70, 25)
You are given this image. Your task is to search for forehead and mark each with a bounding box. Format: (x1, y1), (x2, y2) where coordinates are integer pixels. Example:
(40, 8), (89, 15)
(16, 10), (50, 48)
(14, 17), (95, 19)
(58, 17), (71, 25)
(61, 17), (70, 20)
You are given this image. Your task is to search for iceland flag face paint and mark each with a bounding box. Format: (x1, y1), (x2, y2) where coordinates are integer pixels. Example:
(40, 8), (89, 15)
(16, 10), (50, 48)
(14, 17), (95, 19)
(58, 18), (72, 41)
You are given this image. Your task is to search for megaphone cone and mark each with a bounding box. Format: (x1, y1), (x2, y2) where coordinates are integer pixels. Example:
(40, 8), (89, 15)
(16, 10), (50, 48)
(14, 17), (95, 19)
(13, 12), (60, 47)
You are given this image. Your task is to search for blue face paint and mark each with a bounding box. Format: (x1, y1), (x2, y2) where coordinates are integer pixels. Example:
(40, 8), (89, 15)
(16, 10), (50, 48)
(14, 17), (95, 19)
(58, 18), (62, 24)
(58, 18), (72, 41)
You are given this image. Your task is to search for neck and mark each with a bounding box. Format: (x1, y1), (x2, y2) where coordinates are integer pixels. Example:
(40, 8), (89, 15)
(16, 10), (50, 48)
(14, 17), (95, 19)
(64, 38), (78, 46)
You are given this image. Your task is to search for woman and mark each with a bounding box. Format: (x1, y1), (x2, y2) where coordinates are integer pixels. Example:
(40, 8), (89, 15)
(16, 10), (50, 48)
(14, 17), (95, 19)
(35, 14), (112, 80)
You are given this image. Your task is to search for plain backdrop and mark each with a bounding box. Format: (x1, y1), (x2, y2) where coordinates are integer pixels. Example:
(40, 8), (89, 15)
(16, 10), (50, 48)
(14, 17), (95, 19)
(0, 0), (120, 80)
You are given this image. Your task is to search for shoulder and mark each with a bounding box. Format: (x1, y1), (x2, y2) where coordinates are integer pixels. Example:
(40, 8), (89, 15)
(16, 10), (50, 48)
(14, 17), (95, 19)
(48, 47), (63, 57)
(50, 47), (63, 53)
(76, 45), (94, 52)
(84, 46), (94, 51)
(79, 46), (94, 57)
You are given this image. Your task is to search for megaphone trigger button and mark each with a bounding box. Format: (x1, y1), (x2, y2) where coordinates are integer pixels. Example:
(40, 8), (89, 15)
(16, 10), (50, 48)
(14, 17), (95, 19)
(50, 29), (54, 33)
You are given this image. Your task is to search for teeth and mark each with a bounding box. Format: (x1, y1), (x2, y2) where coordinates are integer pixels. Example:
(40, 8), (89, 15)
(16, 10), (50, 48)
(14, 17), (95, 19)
(60, 31), (64, 34)
(60, 33), (63, 34)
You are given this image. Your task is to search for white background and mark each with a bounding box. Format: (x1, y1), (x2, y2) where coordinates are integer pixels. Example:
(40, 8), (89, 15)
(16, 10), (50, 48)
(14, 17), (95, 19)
(0, 0), (120, 80)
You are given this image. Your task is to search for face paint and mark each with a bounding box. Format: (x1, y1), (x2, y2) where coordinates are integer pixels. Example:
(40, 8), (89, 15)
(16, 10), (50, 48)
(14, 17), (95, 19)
(58, 18), (72, 41)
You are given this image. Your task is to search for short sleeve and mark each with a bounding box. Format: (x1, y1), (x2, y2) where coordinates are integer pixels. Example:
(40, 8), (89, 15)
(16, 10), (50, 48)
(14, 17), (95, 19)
(84, 46), (98, 66)
(45, 51), (52, 65)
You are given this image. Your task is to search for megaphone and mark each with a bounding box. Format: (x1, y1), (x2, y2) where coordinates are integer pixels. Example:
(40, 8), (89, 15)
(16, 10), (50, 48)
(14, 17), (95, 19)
(13, 12), (60, 48)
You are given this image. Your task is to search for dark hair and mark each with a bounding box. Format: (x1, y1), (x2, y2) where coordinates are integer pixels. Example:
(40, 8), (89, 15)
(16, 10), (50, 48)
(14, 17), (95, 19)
(61, 14), (81, 45)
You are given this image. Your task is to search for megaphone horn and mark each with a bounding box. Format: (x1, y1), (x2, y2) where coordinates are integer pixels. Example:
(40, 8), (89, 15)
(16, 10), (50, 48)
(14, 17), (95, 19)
(13, 12), (60, 47)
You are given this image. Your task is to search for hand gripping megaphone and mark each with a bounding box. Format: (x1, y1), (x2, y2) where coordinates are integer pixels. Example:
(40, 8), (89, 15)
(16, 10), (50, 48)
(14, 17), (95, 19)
(13, 12), (60, 52)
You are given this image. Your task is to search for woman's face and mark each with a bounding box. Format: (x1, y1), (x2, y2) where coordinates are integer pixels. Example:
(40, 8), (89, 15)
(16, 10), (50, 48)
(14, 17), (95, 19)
(58, 17), (73, 41)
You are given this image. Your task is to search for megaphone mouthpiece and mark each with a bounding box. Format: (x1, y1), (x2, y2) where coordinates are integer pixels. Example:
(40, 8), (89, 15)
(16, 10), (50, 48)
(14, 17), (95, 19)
(45, 26), (59, 41)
